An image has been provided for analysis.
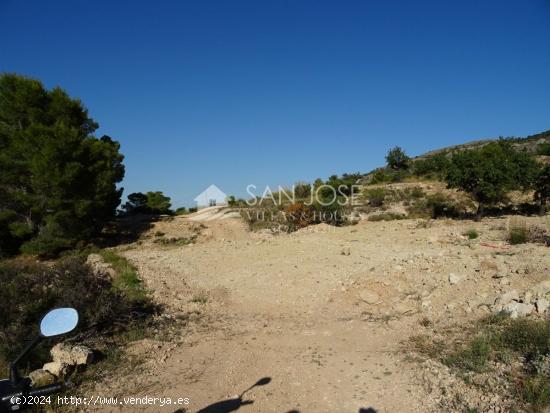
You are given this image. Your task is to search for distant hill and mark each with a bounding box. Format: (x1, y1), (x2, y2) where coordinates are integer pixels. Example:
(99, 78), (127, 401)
(416, 129), (550, 160)
(360, 129), (550, 184)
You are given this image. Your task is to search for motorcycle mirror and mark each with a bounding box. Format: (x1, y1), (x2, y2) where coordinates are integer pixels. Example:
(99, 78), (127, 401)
(40, 308), (79, 337)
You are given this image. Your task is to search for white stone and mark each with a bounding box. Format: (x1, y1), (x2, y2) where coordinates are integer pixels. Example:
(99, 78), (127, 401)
(359, 290), (380, 304)
(536, 299), (550, 314)
(502, 302), (534, 319)
(448, 273), (461, 285)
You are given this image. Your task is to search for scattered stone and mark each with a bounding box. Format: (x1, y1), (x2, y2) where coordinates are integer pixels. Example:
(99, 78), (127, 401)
(494, 290), (519, 308)
(29, 369), (56, 386)
(51, 343), (94, 366)
(531, 281), (550, 299)
(359, 290), (380, 304)
(502, 302), (534, 319)
(499, 277), (510, 286)
(448, 273), (461, 285)
(535, 299), (550, 314)
(42, 361), (70, 377)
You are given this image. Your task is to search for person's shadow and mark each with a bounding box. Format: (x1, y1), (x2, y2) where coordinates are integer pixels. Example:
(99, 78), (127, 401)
(194, 377), (272, 413)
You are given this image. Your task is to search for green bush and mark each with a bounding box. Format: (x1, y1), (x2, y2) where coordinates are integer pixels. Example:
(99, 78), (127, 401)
(445, 336), (491, 372)
(537, 143), (550, 156)
(365, 188), (386, 207)
(0, 255), (154, 369)
(446, 140), (538, 219)
(368, 212), (406, 221)
(508, 221), (528, 245)
(386, 146), (410, 170)
(465, 229), (479, 239)
(415, 316), (550, 411)
(412, 153), (451, 179)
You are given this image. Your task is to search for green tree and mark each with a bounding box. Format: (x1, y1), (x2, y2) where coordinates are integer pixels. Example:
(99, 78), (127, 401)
(226, 195), (237, 206)
(385, 146), (410, 171)
(0, 74), (124, 257)
(123, 192), (150, 214)
(174, 207), (188, 215)
(145, 191), (172, 214)
(535, 165), (550, 215)
(445, 141), (537, 220)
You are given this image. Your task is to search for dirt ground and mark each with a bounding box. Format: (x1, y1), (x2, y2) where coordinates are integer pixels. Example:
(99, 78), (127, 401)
(82, 209), (550, 413)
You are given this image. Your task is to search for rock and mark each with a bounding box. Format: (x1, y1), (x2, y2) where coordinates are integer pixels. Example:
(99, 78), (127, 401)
(535, 299), (550, 314)
(502, 302), (534, 319)
(341, 247), (351, 256)
(29, 369), (56, 386)
(42, 361), (70, 377)
(494, 290), (519, 307)
(499, 277), (510, 286)
(448, 273), (461, 285)
(86, 254), (116, 278)
(359, 290), (380, 304)
(51, 343), (94, 366)
(531, 281), (550, 298)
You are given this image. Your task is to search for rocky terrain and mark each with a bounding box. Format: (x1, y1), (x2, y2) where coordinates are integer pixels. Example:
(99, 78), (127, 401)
(73, 206), (550, 413)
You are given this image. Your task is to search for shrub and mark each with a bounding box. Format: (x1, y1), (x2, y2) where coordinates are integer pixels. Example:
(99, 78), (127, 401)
(365, 188), (386, 207)
(0, 255), (154, 369)
(537, 143), (550, 156)
(410, 186), (426, 199)
(284, 202), (317, 231)
(465, 229), (479, 239)
(445, 336), (491, 373)
(534, 165), (550, 215)
(293, 182), (312, 200)
(175, 207), (188, 215)
(385, 146), (410, 171)
(446, 141), (538, 219)
(412, 153), (451, 179)
(508, 220), (528, 245)
(368, 212), (406, 222)
(154, 235), (197, 246)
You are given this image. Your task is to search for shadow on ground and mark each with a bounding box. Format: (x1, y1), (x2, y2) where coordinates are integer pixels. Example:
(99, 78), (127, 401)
(192, 377), (272, 413)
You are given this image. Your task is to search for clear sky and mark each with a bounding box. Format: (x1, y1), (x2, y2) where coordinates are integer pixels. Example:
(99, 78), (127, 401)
(1, 1), (549, 207)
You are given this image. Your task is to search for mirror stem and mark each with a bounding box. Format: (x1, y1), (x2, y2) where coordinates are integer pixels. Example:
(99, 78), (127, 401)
(10, 335), (42, 385)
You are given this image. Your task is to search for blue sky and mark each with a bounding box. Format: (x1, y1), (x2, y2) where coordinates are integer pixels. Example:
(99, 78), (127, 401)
(1, 1), (549, 208)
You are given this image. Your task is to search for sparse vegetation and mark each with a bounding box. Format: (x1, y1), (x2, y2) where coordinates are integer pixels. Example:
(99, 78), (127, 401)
(445, 140), (539, 220)
(0, 254), (155, 372)
(365, 188), (386, 207)
(368, 212), (406, 221)
(386, 146), (410, 171)
(413, 315), (550, 412)
(154, 235), (197, 246)
(508, 219), (529, 245)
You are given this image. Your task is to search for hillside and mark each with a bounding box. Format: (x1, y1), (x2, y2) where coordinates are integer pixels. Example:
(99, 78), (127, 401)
(418, 129), (550, 159)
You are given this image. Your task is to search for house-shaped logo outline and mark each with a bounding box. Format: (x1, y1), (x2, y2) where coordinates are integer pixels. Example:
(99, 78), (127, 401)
(194, 184), (228, 208)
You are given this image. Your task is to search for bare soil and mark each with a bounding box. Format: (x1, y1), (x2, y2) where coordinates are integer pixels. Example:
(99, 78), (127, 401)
(82, 209), (550, 413)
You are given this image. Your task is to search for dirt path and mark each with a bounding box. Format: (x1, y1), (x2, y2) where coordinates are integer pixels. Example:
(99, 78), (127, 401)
(88, 213), (550, 412)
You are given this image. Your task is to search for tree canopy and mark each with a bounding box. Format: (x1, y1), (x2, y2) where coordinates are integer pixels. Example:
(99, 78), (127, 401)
(385, 146), (410, 171)
(0, 73), (125, 257)
(445, 140), (537, 218)
(123, 191), (172, 215)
